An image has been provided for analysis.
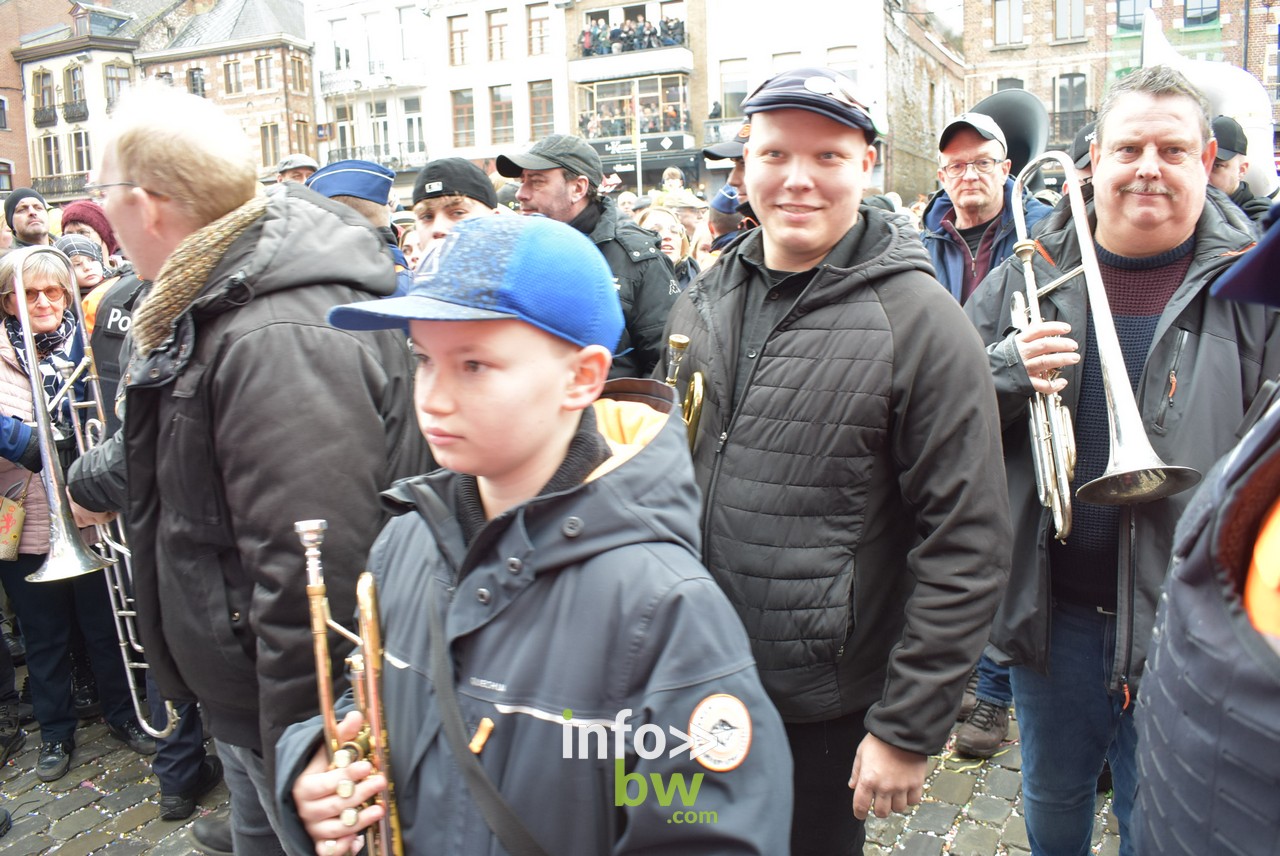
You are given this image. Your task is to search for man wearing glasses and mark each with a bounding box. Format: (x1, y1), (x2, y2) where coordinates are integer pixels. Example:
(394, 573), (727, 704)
(69, 81), (427, 856)
(660, 67), (1010, 855)
(921, 113), (1050, 304)
(921, 113), (1052, 761)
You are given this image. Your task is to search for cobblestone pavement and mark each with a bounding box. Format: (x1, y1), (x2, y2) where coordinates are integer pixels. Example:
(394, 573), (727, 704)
(864, 715), (1122, 856)
(0, 714), (229, 856)
(0, 698), (1121, 855)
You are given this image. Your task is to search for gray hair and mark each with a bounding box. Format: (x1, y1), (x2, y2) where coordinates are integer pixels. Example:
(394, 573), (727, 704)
(1095, 65), (1212, 149)
(0, 250), (71, 319)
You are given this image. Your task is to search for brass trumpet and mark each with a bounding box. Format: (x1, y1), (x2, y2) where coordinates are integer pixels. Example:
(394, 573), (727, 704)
(8, 246), (178, 738)
(664, 334), (704, 450)
(1009, 152), (1201, 541)
(297, 519), (402, 856)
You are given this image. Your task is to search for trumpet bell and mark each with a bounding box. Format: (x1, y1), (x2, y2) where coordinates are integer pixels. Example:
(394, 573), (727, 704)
(1077, 463), (1201, 506)
(24, 535), (111, 582)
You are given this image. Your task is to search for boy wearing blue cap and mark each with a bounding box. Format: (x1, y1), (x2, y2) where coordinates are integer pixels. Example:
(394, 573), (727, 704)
(275, 215), (791, 856)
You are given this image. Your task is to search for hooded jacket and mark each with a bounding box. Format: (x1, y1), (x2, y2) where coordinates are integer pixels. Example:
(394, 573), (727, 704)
(964, 187), (1280, 693)
(122, 184), (428, 756)
(587, 196), (679, 380)
(275, 380), (792, 856)
(1228, 179), (1274, 227)
(661, 206), (1011, 754)
(921, 177), (1052, 303)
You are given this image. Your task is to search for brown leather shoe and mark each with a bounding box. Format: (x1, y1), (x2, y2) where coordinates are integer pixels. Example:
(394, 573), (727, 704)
(954, 700), (1010, 758)
(957, 669), (979, 721)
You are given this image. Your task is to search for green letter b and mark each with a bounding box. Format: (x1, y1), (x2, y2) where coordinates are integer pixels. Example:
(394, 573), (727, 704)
(614, 758), (647, 807)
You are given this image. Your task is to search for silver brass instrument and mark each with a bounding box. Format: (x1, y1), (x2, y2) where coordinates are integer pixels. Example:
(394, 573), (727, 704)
(9, 246), (177, 737)
(298, 520), (402, 856)
(1009, 153), (1201, 541)
(664, 334), (704, 450)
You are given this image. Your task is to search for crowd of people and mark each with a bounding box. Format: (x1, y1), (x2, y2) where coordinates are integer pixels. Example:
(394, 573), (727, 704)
(0, 61), (1277, 856)
(578, 101), (690, 139)
(578, 14), (685, 57)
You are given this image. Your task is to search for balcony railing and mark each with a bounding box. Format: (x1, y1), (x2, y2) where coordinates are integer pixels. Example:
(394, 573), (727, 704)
(1049, 109), (1096, 148)
(325, 143), (429, 172)
(33, 106), (58, 127)
(567, 44), (694, 84)
(62, 100), (89, 122)
(32, 173), (89, 198)
(703, 117), (746, 145)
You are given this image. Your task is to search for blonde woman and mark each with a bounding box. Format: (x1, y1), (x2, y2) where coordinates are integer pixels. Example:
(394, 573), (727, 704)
(0, 249), (151, 783)
(637, 206), (700, 293)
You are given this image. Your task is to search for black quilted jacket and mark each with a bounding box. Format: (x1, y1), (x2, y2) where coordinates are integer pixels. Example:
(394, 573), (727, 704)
(661, 205), (1011, 755)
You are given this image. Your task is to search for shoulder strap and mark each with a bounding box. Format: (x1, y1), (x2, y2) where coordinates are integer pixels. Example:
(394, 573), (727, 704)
(428, 582), (551, 856)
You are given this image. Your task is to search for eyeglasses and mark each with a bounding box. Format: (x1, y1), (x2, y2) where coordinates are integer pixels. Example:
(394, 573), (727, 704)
(941, 158), (1001, 179)
(84, 182), (139, 203)
(5, 287), (67, 306)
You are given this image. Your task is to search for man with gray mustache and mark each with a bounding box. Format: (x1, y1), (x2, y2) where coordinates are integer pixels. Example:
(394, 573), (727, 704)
(964, 65), (1280, 856)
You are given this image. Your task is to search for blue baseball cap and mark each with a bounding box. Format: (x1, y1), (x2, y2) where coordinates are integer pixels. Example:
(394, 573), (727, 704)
(1211, 201), (1280, 307)
(329, 215), (625, 350)
(741, 67), (879, 143)
(306, 159), (395, 204)
(710, 185), (740, 215)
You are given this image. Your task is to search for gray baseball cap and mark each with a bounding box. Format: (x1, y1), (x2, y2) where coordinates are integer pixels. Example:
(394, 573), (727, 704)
(496, 135), (603, 187)
(939, 113), (1008, 156)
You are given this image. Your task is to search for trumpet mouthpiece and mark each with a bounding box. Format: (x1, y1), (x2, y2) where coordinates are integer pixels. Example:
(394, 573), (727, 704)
(295, 519), (328, 548)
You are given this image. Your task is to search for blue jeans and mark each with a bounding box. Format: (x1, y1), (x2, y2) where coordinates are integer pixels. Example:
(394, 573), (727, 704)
(975, 652), (1013, 707)
(1011, 602), (1136, 856)
(217, 739), (290, 856)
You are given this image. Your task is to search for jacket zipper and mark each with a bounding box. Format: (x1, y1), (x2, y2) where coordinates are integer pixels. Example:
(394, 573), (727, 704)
(700, 353), (763, 540)
(1155, 328), (1187, 432)
(1116, 507), (1137, 707)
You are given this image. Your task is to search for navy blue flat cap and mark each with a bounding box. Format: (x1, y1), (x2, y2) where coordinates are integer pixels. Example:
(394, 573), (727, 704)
(741, 67), (879, 142)
(306, 160), (395, 204)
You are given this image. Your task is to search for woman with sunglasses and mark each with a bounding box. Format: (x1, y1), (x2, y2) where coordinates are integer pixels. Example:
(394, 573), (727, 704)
(0, 249), (153, 783)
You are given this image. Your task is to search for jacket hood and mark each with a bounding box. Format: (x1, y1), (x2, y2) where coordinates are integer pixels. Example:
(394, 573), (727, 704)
(698, 205), (936, 313)
(384, 378), (702, 574)
(921, 186), (952, 230)
(822, 204), (936, 285)
(588, 194), (621, 245)
(191, 183), (397, 315)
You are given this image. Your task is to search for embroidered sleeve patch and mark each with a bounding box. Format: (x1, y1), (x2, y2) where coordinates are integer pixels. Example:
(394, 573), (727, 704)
(689, 693), (752, 772)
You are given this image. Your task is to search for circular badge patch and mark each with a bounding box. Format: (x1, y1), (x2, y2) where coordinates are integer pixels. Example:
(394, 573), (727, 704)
(689, 693), (752, 772)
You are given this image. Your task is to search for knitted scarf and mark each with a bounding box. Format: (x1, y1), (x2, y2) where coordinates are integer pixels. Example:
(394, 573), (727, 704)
(5, 310), (78, 431)
(131, 194), (268, 355)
